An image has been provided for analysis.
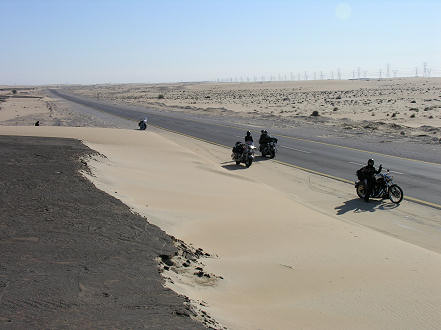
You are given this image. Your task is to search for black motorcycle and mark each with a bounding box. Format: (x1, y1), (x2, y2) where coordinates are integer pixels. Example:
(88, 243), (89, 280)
(260, 137), (278, 159)
(232, 142), (255, 168)
(355, 169), (403, 204)
(138, 120), (147, 130)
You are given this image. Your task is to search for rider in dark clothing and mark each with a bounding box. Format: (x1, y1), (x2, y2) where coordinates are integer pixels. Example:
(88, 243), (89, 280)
(259, 130), (268, 145)
(359, 159), (382, 202)
(245, 131), (253, 144)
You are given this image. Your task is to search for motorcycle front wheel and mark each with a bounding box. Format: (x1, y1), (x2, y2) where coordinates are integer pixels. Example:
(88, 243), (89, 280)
(389, 184), (403, 204)
(269, 150), (275, 159)
(246, 158), (253, 168)
(356, 184), (367, 199)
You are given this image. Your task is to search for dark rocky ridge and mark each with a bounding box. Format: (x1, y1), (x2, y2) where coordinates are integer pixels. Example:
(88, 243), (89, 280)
(0, 135), (205, 329)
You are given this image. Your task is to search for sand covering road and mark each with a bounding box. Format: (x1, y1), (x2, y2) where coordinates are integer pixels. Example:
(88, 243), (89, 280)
(1, 125), (440, 329)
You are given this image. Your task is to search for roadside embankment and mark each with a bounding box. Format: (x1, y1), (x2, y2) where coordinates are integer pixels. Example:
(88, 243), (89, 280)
(1, 126), (440, 329)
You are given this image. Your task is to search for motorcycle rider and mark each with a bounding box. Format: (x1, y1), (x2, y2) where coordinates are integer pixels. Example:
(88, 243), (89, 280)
(259, 130), (269, 151)
(358, 159), (382, 202)
(259, 130), (278, 151)
(232, 141), (245, 154)
(245, 131), (254, 145)
(138, 117), (147, 130)
(259, 130), (268, 145)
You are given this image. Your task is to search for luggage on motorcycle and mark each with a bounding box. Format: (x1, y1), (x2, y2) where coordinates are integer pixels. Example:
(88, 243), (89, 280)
(356, 167), (367, 180)
(233, 141), (243, 153)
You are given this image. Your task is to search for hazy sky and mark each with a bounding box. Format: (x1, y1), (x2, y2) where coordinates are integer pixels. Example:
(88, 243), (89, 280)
(1, 0), (440, 85)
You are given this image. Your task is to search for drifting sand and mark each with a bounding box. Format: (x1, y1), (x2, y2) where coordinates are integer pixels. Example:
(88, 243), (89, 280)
(0, 87), (119, 128)
(1, 125), (440, 329)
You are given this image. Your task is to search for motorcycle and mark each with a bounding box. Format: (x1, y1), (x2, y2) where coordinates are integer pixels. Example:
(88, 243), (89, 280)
(138, 120), (147, 130)
(232, 142), (255, 168)
(260, 137), (278, 159)
(355, 169), (403, 204)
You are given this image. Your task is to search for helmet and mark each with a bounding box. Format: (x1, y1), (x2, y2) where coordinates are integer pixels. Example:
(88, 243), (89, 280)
(264, 130), (268, 134)
(246, 130), (251, 136)
(368, 159), (374, 166)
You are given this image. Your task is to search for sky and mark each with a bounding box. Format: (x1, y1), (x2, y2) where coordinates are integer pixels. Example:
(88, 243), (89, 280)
(1, 0), (440, 85)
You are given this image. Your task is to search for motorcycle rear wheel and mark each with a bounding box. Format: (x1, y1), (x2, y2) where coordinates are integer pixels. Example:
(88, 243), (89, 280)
(389, 184), (403, 204)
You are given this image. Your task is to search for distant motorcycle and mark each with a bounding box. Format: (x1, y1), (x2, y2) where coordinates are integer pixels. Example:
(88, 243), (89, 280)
(232, 142), (255, 168)
(260, 137), (278, 159)
(355, 169), (403, 204)
(138, 120), (147, 130)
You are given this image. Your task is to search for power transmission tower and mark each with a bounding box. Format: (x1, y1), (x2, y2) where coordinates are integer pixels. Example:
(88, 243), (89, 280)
(337, 68), (341, 80)
(386, 63), (390, 78)
(423, 62), (427, 77)
(379, 69), (382, 79)
(357, 67), (361, 79)
(415, 67), (418, 77)
(320, 71), (324, 80)
(331, 71), (334, 80)
(304, 72), (308, 80)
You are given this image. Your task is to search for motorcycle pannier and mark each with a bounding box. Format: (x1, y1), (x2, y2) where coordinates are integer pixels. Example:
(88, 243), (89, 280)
(356, 168), (365, 180)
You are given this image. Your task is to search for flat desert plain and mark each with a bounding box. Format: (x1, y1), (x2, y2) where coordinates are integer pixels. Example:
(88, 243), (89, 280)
(1, 80), (441, 329)
(66, 78), (441, 142)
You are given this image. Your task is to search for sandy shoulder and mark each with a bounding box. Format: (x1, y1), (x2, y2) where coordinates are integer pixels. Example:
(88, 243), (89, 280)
(0, 88), (122, 128)
(1, 126), (440, 330)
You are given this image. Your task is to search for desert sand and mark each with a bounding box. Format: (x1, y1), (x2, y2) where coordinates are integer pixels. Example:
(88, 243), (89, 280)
(66, 78), (441, 141)
(0, 87), (120, 128)
(1, 125), (440, 330)
(1, 84), (441, 329)
(0, 135), (204, 329)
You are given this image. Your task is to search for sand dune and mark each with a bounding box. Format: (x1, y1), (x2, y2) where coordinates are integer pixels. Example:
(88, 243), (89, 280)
(1, 125), (440, 329)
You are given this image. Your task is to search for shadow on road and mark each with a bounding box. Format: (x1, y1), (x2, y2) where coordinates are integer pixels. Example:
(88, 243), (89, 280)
(335, 198), (398, 215)
(222, 163), (249, 171)
(254, 155), (272, 163)
(221, 155), (275, 170)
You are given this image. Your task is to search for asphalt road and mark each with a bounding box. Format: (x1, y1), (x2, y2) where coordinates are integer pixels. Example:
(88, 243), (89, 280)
(50, 89), (441, 208)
